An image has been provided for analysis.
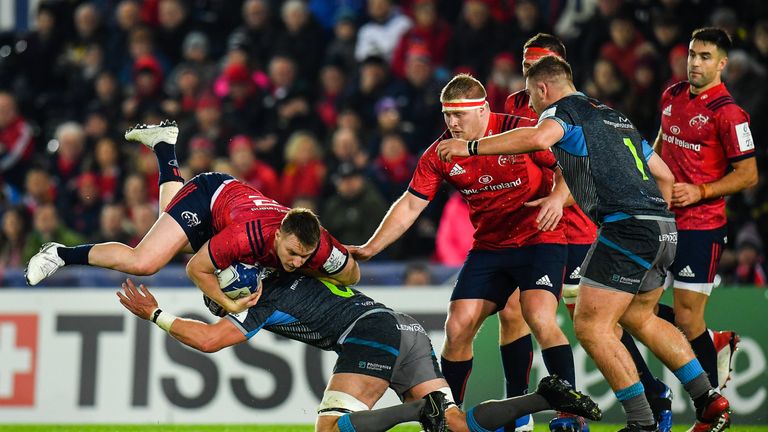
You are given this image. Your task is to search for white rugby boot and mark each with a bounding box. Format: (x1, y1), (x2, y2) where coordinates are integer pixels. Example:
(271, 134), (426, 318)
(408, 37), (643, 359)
(124, 119), (179, 149)
(25, 242), (65, 285)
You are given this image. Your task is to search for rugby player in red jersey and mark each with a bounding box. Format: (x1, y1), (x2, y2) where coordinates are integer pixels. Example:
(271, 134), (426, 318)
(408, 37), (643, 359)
(350, 73), (578, 427)
(653, 27), (758, 391)
(25, 121), (360, 315)
(507, 33), (673, 432)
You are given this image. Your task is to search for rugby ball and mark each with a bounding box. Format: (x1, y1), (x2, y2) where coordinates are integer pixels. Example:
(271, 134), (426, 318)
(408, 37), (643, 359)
(216, 262), (262, 299)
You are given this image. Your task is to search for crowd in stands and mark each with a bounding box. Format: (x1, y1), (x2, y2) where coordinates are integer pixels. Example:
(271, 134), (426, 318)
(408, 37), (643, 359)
(0, 0), (766, 286)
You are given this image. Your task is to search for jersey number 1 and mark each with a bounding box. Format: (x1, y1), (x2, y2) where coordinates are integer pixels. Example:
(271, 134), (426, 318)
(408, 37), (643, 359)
(623, 138), (649, 180)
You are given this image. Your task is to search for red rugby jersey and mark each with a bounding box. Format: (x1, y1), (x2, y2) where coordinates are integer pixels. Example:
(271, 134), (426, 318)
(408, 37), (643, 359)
(659, 81), (755, 230)
(505, 89), (597, 245)
(207, 181), (348, 274)
(409, 112), (566, 250)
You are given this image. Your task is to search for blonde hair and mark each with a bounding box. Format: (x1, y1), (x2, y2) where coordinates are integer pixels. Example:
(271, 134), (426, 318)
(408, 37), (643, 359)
(440, 73), (487, 103)
(284, 130), (322, 163)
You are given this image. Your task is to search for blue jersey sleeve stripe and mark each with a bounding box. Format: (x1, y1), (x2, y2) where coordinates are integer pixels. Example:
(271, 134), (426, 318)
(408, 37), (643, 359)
(598, 235), (652, 269)
(343, 337), (400, 356)
(264, 310), (299, 326)
(558, 125), (588, 156)
(641, 139), (653, 161)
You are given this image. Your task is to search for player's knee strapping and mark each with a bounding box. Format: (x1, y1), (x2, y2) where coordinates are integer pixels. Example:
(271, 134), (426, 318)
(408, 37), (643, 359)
(317, 390), (369, 417)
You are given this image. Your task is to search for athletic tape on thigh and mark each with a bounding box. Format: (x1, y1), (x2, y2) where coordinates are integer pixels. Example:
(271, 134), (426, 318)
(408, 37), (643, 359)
(317, 390), (370, 417)
(437, 386), (457, 407)
(562, 284), (580, 305)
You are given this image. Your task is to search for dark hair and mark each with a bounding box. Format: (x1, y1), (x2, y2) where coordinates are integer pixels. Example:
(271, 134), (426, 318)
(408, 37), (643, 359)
(525, 56), (573, 83)
(691, 27), (732, 53)
(280, 208), (321, 247)
(524, 33), (566, 59)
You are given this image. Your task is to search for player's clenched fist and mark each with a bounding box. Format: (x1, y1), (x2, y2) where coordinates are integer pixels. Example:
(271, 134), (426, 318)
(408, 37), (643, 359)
(436, 138), (469, 162)
(671, 182), (702, 207)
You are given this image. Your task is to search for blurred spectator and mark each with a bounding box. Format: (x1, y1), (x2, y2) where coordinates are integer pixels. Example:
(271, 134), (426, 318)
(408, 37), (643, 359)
(326, 127), (368, 195)
(664, 44), (688, 90)
(66, 42), (105, 115)
(280, 131), (326, 206)
(734, 240), (766, 287)
(396, 48), (443, 150)
(228, 135), (280, 198)
(485, 52), (520, 113)
(583, 58), (626, 109)
(83, 110), (114, 148)
(308, 0), (364, 31)
(155, 0), (193, 65)
(186, 136), (216, 176)
(122, 173), (153, 217)
(178, 93), (234, 161)
(445, 0), (500, 80)
(117, 26), (170, 87)
(0, 206), (31, 270)
(23, 204), (85, 262)
(752, 21), (768, 67)
(371, 132), (416, 202)
(165, 31), (216, 103)
(315, 64), (347, 131)
(650, 11), (684, 81)
(90, 71), (124, 124)
(105, 0), (142, 73)
(325, 9), (359, 74)
(122, 55), (167, 122)
(503, 0), (551, 56)
(95, 203), (132, 244)
(292, 196), (319, 214)
(355, 0), (413, 63)
(220, 63), (264, 136)
(434, 191), (473, 266)
(22, 168), (56, 215)
(274, 0), (328, 84)
(624, 57), (663, 139)
(228, 0), (278, 69)
(128, 203), (158, 247)
(68, 172), (103, 239)
(403, 262), (433, 286)
(62, 3), (105, 70)
(50, 121), (86, 212)
(0, 92), (34, 191)
(391, 0), (451, 79)
(90, 137), (124, 204)
(574, 0), (623, 85)
(599, 15), (648, 81)
(724, 50), (766, 116)
(14, 4), (63, 105)
(320, 162), (388, 244)
(162, 66), (204, 123)
(347, 55), (394, 127)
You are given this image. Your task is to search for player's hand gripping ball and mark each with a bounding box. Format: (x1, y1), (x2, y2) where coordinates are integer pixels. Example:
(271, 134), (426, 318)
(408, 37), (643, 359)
(204, 262), (263, 317)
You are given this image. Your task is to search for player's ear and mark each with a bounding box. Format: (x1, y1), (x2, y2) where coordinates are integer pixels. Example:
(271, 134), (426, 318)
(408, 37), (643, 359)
(717, 55), (728, 72)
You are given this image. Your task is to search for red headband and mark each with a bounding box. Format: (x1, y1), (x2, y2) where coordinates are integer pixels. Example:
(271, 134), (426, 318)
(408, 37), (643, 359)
(441, 98), (487, 112)
(523, 47), (562, 62)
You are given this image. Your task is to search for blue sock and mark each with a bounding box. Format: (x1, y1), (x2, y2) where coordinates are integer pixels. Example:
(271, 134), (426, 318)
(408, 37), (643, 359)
(57, 244), (94, 266)
(467, 407), (494, 432)
(541, 344), (576, 386)
(674, 358), (705, 385)
(615, 382), (655, 426)
(337, 414), (357, 432)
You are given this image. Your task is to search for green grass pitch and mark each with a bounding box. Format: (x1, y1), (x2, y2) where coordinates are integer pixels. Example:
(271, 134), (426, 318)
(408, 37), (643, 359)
(1, 425), (767, 431)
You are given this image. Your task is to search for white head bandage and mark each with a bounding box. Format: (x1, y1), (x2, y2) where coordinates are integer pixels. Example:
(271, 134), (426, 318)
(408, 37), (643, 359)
(441, 98), (487, 112)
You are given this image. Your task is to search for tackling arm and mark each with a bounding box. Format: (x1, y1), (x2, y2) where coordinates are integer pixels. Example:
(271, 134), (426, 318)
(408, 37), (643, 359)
(300, 255), (361, 286)
(117, 278), (246, 353)
(349, 191), (430, 261)
(477, 120), (564, 155)
(186, 242), (260, 314)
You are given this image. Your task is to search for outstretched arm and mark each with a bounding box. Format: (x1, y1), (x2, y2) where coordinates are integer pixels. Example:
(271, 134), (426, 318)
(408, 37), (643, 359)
(348, 191), (430, 261)
(117, 278), (246, 352)
(436, 119), (565, 162)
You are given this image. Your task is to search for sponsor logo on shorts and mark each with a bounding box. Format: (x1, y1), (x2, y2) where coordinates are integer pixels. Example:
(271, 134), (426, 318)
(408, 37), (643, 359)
(659, 232), (678, 243)
(396, 323), (426, 334)
(181, 211), (201, 227)
(569, 266), (581, 280)
(535, 275), (553, 287)
(678, 265), (696, 278)
(358, 361), (392, 372)
(611, 274), (640, 285)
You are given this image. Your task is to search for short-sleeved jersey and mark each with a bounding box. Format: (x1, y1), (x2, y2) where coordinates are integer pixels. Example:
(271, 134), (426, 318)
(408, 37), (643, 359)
(659, 81), (755, 230)
(207, 181), (348, 274)
(409, 112), (566, 250)
(540, 93), (672, 224)
(226, 271), (389, 350)
(506, 89), (597, 245)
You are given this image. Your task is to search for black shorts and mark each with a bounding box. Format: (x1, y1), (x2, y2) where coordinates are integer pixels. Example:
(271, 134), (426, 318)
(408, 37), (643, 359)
(565, 243), (592, 286)
(335, 311), (442, 398)
(164, 172), (235, 251)
(667, 227), (727, 295)
(451, 244), (567, 310)
(581, 217), (677, 294)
